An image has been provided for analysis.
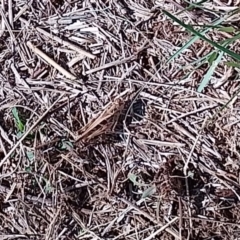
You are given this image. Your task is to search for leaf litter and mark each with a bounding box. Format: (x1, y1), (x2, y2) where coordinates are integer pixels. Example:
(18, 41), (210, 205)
(0, 0), (240, 239)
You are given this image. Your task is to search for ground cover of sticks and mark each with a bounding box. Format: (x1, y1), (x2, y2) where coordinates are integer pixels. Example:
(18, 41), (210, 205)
(1, 1), (240, 239)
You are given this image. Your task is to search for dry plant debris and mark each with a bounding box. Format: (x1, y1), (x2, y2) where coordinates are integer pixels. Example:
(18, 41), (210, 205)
(0, 0), (240, 239)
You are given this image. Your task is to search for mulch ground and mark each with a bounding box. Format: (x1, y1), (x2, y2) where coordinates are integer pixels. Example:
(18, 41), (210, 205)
(0, 1), (240, 239)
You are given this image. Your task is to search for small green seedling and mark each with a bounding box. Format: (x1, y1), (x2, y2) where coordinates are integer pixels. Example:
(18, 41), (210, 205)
(128, 172), (149, 187)
(12, 107), (25, 133)
(26, 151), (34, 161)
(60, 140), (73, 150)
(128, 173), (156, 199)
(141, 185), (156, 199)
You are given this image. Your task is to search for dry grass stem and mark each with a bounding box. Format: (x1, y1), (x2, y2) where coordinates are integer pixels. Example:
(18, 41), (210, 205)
(36, 27), (96, 59)
(27, 41), (76, 80)
(1, 1), (240, 239)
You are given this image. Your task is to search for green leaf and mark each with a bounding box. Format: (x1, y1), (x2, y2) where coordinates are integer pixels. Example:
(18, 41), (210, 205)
(26, 151), (34, 161)
(218, 26), (236, 33)
(12, 107), (24, 132)
(225, 61), (240, 68)
(198, 50), (224, 92)
(166, 17), (225, 64)
(127, 173), (149, 187)
(128, 173), (138, 185)
(220, 32), (240, 46)
(17, 131), (23, 139)
(163, 10), (240, 61)
(60, 140), (73, 150)
(141, 185), (156, 199)
(208, 52), (218, 65)
(25, 166), (32, 173)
